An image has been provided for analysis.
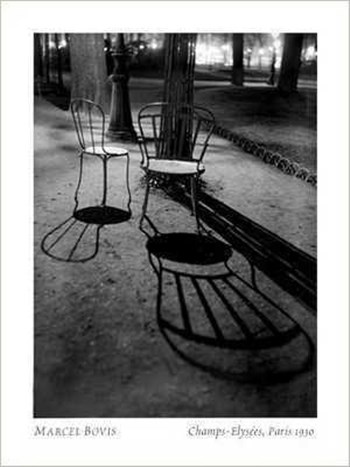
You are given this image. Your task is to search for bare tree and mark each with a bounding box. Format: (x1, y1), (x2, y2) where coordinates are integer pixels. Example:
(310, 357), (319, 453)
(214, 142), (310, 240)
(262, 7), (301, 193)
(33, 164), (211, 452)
(278, 33), (304, 94)
(70, 34), (109, 110)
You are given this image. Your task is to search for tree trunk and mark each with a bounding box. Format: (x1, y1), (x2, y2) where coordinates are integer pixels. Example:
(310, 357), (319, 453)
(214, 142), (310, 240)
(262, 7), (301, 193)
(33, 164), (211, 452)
(54, 33), (63, 90)
(34, 34), (43, 78)
(70, 33), (109, 110)
(278, 33), (303, 94)
(267, 48), (277, 86)
(44, 34), (50, 84)
(161, 33), (197, 159)
(162, 33), (196, 108)
(232, 33), (244, 86)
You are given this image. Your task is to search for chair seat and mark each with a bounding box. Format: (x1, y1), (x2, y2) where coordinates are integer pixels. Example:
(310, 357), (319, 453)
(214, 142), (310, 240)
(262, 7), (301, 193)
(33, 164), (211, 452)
(84, 145), (128, 156)
(143, 159), (205, 175)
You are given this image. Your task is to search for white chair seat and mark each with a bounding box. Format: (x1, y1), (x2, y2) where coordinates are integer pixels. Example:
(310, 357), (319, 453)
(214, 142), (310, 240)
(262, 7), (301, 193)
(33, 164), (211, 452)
(84, 145), (128, 156)
(143, 159), (205, 175)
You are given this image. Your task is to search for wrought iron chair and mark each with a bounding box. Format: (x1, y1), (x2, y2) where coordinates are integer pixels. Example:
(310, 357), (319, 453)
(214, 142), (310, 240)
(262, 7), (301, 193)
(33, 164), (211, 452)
(70, 98), (132, 224)
(137, 102), (215, 231)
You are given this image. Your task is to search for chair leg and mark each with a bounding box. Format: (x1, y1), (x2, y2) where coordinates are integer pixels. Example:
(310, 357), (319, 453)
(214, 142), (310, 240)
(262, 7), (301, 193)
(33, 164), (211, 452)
(190, 175), (201, 232)
(140, 173), (151, 229)
(125, 153), (132, 214)
(73, 152), (85, 214)
(101, 156), (108, 207)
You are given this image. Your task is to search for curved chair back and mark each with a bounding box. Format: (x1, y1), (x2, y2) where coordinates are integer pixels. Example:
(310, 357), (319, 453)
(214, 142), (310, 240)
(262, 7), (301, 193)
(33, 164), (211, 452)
(138, 102), (215, 164)
(71, 98), (106, 154)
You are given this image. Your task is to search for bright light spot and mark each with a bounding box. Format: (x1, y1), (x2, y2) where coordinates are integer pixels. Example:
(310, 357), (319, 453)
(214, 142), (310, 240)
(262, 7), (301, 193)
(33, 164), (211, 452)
(49, 41), (55, 49)
(150, 41), (158, 50)
(259, 48), (264, 55)
(58, 39), (67, 50)
(274, 39), (281, 49)
(195, 40), (232, 66)
(139, 44), (145, 50)
(305, 45), (316, 60)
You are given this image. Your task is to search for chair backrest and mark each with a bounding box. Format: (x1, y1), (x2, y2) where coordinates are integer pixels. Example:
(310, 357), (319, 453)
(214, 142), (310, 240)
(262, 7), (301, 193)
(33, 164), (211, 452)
(138, 102), (215, 163)
(70, 98), (106, 153)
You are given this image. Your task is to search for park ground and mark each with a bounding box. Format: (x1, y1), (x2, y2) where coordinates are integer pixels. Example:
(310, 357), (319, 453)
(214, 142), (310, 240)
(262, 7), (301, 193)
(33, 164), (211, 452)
(34, 78), (316, 417)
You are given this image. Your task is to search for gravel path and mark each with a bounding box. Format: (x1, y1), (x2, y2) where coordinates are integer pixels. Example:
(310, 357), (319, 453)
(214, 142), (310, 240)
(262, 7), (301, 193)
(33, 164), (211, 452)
(34, 97), (316, 418)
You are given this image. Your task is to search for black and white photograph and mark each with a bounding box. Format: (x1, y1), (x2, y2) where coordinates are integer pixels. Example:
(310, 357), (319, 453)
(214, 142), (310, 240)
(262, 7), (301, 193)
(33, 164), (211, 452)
(34, 31), (317, 418)
(1, 1), (349, 466)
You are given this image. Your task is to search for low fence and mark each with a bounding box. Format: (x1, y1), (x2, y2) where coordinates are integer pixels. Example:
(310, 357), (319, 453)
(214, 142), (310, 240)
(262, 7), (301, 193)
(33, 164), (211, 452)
(205, 122), (317, 187)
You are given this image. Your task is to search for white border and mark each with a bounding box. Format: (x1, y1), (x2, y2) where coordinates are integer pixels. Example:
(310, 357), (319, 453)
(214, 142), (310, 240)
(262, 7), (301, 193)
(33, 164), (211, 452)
(1, 1), (349, 466)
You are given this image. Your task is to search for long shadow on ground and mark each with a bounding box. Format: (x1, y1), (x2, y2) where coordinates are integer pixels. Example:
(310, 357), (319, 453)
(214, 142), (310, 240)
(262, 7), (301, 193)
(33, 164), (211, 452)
(166, 184), (317, 313)
(140, 216), (315, 391)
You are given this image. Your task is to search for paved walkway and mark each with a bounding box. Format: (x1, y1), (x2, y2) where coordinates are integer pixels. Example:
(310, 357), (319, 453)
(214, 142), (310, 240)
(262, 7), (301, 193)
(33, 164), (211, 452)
(34, 97), (316, 418)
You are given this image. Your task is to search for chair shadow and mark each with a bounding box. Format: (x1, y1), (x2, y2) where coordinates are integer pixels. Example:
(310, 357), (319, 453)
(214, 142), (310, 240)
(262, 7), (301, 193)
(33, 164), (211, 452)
(40, 127), (133, 263)
(41, 206), (132, 263)
(41, 216), (103, 263)
(167, 184), (317, 312)
(141, 217), (315, 384)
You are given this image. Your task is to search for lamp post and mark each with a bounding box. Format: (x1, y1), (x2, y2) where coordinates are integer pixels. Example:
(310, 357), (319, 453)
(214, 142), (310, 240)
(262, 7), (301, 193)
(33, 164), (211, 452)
(107, 33), (136, 141)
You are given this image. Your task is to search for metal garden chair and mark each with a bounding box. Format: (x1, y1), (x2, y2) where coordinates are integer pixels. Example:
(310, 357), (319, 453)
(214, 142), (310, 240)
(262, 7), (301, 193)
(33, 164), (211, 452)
(137, 102), (215, 231)
(71, 98), (132, 224)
